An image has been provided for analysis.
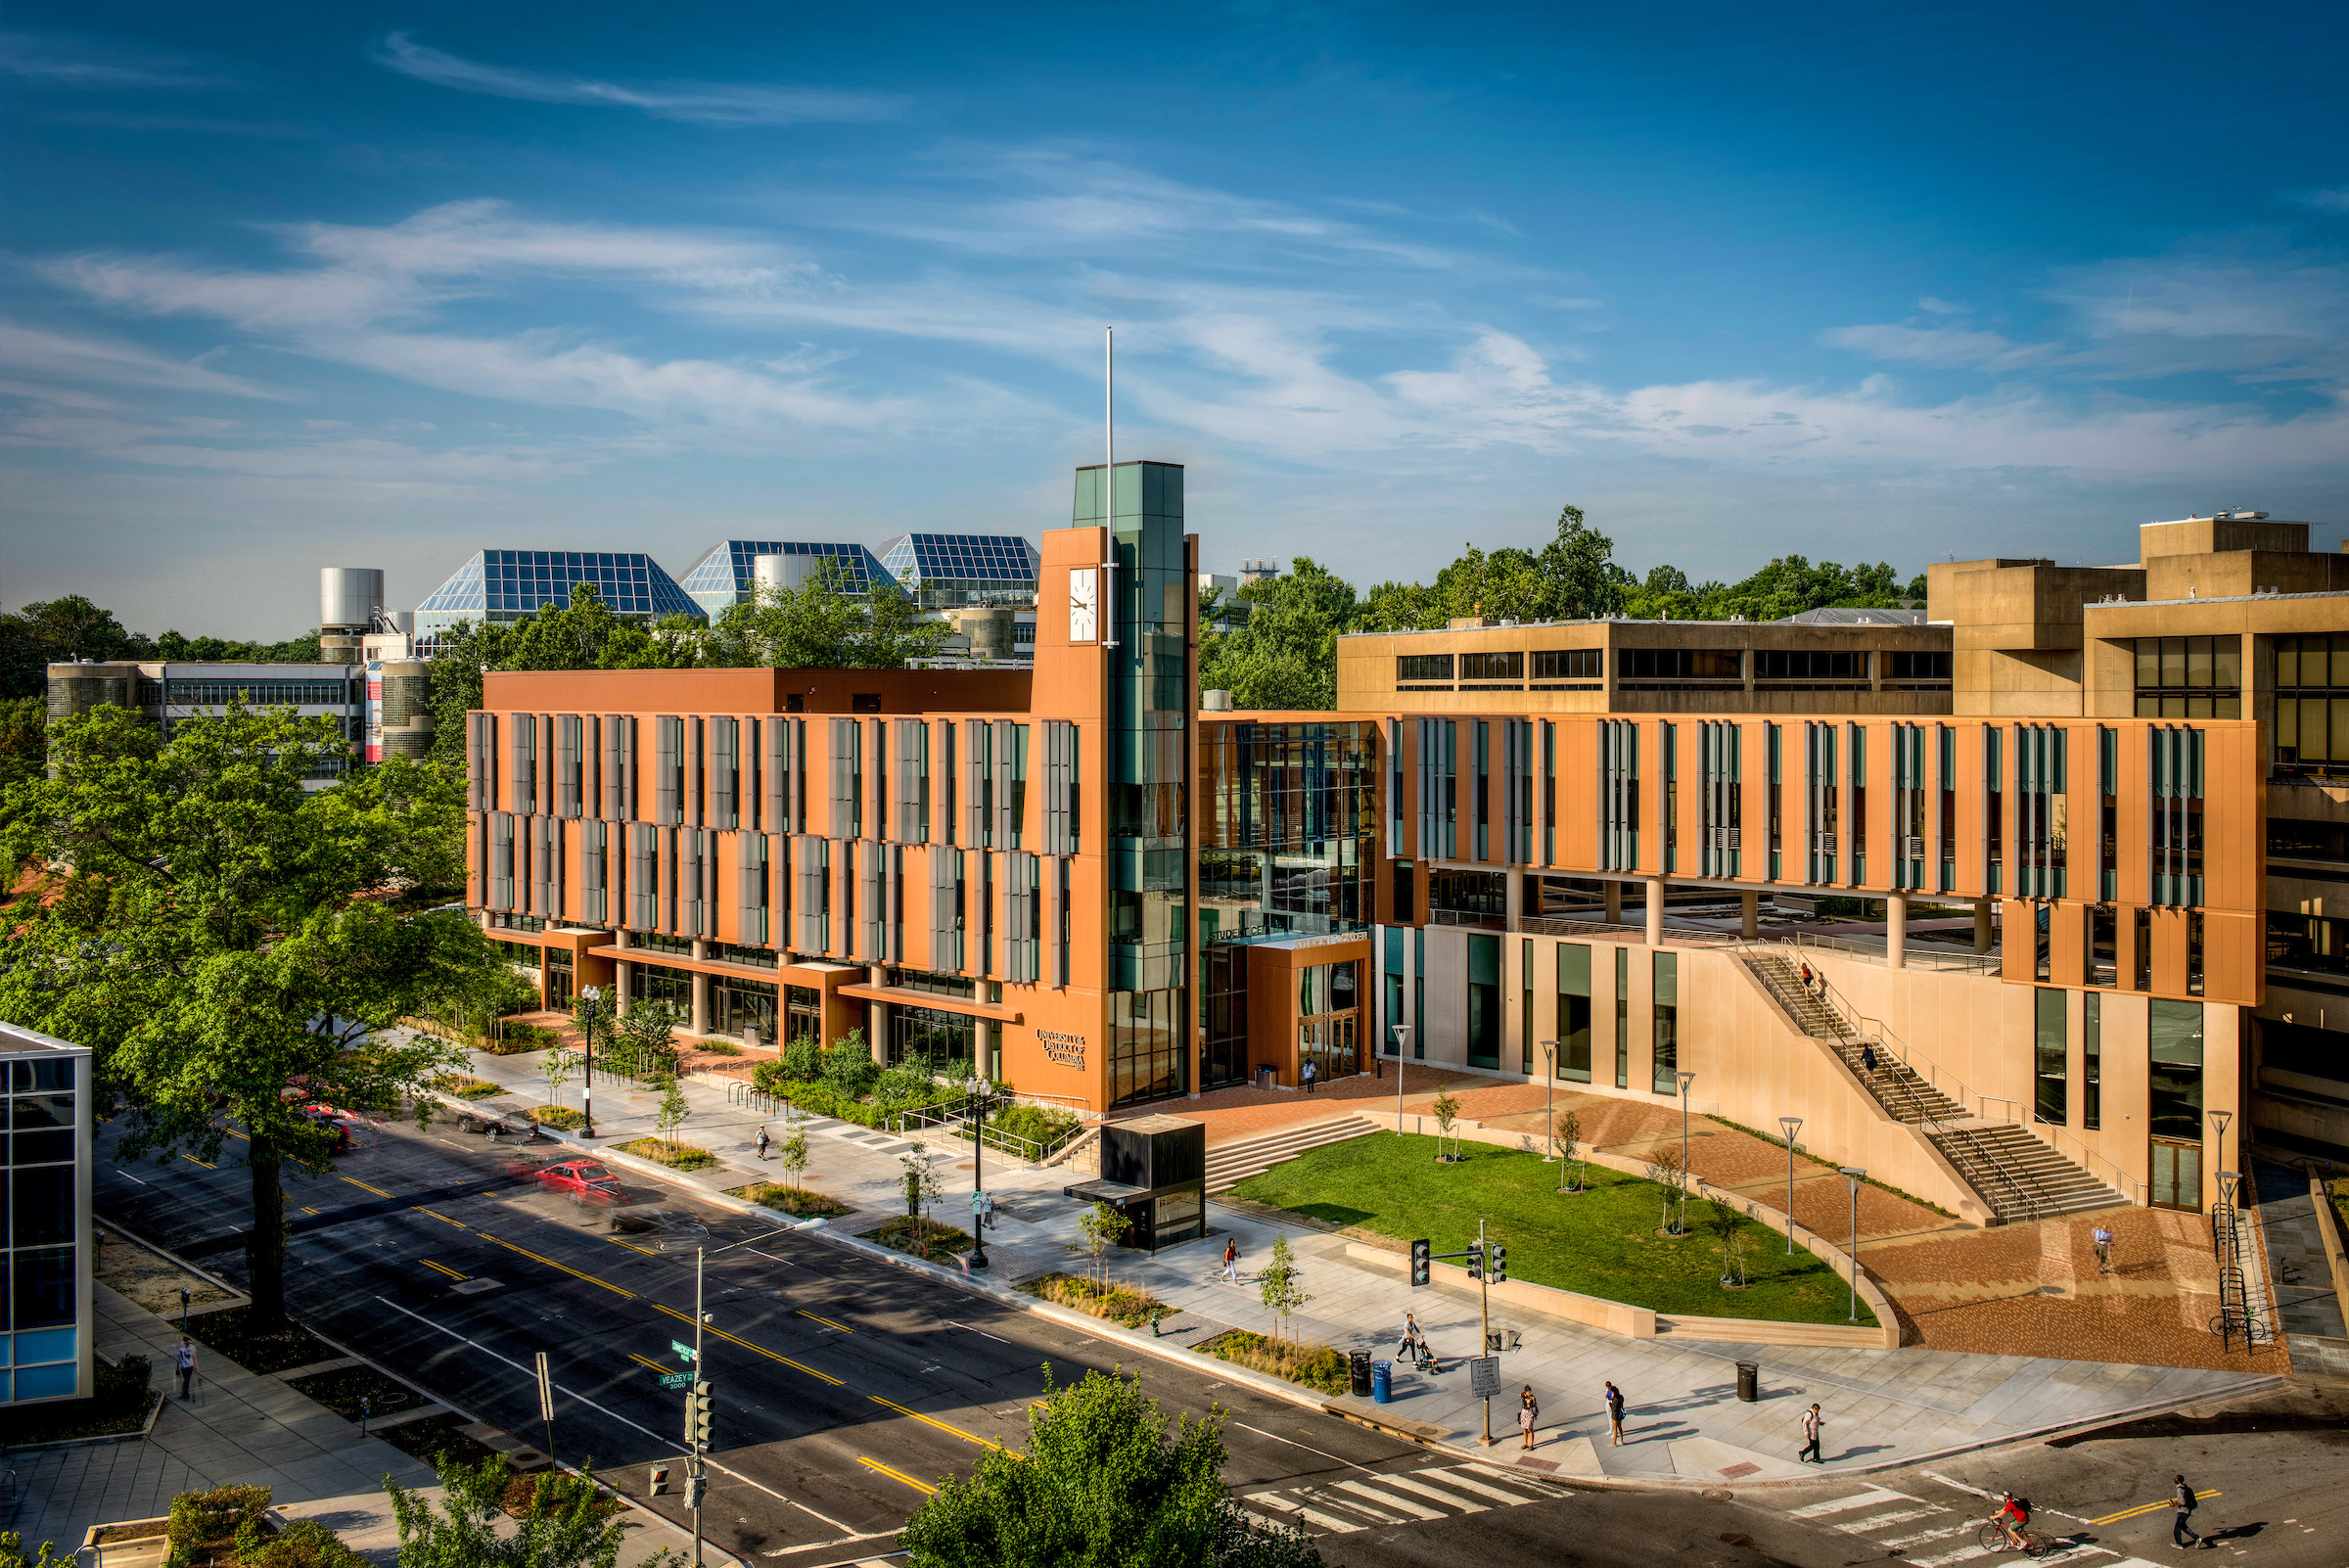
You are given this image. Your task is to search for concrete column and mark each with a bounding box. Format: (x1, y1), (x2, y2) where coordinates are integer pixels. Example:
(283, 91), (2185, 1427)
(1645, 877), (1664, 946)
(1887, 893), (1908, 969)
(1973, 899), (1994, 954)
(867, 965), (889, 1064)
(690, 971), (710, 1037)
(972, 1012), (988, 1080)
(1604, 880), (1623, 924)
(1505, 870), (1523, 933)
(611, 929), (631, 1015)
(1740, 891), (1760, 939)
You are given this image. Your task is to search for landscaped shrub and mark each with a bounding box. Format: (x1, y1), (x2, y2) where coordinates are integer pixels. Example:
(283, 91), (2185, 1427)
(694, 1039), (744, 1056)
(617, 1136), (718, 1171)
(1023, 1271), (1167, 1328)
(983, 1102), (1080, 1151)
(869, 1216), (972, 1259)
(165, 1484), (272, 1568)
(781, 1037), (822, 1080)
(96, 1353), (152, 1415)
(820, 1035), (879, 1098)
(726, 1182), (852, 1219)
(1196, 1331), (1350, 1396)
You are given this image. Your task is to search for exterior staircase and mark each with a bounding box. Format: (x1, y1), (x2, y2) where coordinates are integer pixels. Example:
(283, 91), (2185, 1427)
(1203, 1116), (1381, 1194)
(1743, 949), (2128, 1224)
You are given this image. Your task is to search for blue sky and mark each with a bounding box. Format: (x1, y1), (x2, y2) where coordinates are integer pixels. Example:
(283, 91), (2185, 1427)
(5, 0), (2345, 637)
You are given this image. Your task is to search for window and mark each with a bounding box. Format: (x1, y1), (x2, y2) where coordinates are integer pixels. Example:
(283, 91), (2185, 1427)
(628, 960), (693, 1008)
(2090, 905), (2117, 986)
(890, 1004), (975, 1068)
(2269, 817), (2349, 862)
(1542, 720), (1556, 862)
(1428, 867), (1505, 926)
(1520, 938), (1534, 1074)
(1984, 726), (2004, 895)
(1397, 654), (1454, 683)
(2014, 724), (2066, 899)
(1768, 724), (1783, 879)
(1886, 650), (1952, 682)
(888, 967), (977, 998)
(1700, 722), (1742, 878)
(2099, 727), (2119, 901)
(1620, 648), (1741, 682)
(1893, 724), (1925, 889)
(2034, 989), (2067, 1125)
(1205, 945), (1251, 1087)
(1662, 723), (1678, 873)
(1108, 988), (1187, 1107)
(2148, 999), (2204, 1140)
(2134, 905), (2152, 990)
(2134, 635), (2241, 719)
(2150, 727), (2204, 906)
(1555, 943), (1591, 1083)
(2083, 992), (2101, 1130)
(1805, 722), (1840, 884)
(1475, 720), (1491, 860)
(1652, 951), (1679, 1095)
(1754, 649), (1865, 681)
(1466, 935), (1500, 1070)
(1613, 945), (1630, 1088)
(1459, 651), (1523, 682)
(1531, 648), (1602, 685)
(161, 678), (354, 706)
(2276, 634), (2349, 776)
(1413, 927), (1426, 1057)
(1939, 725), (1957, 892)
(1381, 927), (1404, 1058)
(1600, 720), (1639, 870)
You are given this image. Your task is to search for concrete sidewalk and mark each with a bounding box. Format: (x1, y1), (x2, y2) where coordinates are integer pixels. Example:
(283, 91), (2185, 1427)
(448, 1046), (2279, 1487)
(5, 1283), (692, 1566)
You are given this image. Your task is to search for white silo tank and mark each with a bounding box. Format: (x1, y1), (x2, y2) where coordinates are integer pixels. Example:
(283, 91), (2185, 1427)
(752, 552), (822, 597)
(321, 567), (386, 631)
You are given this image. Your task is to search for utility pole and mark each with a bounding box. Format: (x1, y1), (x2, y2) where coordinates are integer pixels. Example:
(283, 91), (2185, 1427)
(1391, 1025), (1411, 1130)
(968, 1084), (994, 1269)
(1778, 1116), (1804, 1255)
(578, 985), (602, 1138)
(1477, 1217), (1492, 1446)
(1409, 1221), (1505, 1445)
(676, 1227), (791, 1568)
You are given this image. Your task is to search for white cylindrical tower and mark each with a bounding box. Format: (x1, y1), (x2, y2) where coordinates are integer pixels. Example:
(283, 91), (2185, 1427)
(320, 567), (386, 632)
(752, 552), (822, 597)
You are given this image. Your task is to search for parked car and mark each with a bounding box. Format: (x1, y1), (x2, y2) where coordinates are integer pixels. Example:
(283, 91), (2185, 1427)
(535, 1159), (622, 1204)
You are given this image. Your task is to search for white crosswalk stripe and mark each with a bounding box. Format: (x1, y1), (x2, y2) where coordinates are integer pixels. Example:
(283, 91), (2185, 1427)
(1767, 1486), (2162, 1568)
(1239, 1464), (1565, 1535)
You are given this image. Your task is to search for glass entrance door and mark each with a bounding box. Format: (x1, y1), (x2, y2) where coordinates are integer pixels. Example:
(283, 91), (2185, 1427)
(1300, 1013), (1359, 1082)
(2150, 1137), (2202, 1211)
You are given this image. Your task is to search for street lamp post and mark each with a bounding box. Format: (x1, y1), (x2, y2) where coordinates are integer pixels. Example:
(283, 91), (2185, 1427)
(2210, 1109), (2234, 1202)
(1778, 1116), (1804, 1255)
(967, 1084), (997, 1269)
(1539, 1039), (1559, 1161)
(1838, 1167), (1866, 1322)
(577, 986), (603, 1138)
(1677, 1071), (1696, 1235)
(1391, 1025), (1412, 1131)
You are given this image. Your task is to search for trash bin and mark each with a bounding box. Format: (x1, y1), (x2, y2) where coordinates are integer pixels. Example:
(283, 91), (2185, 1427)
(1349, 1349), (1372, 1398)
(1735, 1360), (1760, 1403)
(1370, 1360), (1393, 1404)
(1255, 1066), (1276, 1090)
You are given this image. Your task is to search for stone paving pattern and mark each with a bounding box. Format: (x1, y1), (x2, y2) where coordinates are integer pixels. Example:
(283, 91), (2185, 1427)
(441, 1044), (2279, 1484)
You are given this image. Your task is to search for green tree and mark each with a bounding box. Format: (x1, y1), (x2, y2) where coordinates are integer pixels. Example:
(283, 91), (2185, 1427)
(654, 1078), (691, 1155)
(778, 1110), (811, 1191)
(1077, 1200), (1130, 1289)
(386, 1456), (675, 1568)
(0, 695), (47, 796)
(539, 1046), (576, 1116)
(1256, 1236), (1313, 1348)
(1197, 558), (1357, 711)
(1, 594), (153, 699)
(900, 1142), (944, 1222)
(701, 559), (949, 669)
(0, 704), (483, 1321)
(1431, 1089), (1462, 1162)
(898, 1365), (1322, 1568)
(1535, 504), (1630, 621)
(615, 1000), (681, 1076)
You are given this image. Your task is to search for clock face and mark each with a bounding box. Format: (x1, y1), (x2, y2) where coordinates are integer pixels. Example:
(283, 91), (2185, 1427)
(1069, 568), (1097, 642)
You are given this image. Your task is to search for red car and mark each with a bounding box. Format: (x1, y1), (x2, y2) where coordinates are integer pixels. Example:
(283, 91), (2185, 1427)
(535, 1159), (622, 1204)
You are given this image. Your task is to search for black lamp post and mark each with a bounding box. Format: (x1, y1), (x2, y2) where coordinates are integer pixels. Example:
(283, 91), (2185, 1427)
(967, 1084), (998, 1269)
(577, 985), (604, 1138)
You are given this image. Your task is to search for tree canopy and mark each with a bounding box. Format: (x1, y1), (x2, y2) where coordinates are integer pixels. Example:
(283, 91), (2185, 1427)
(1, 594), (323, 700)
(1201, 504), (1928, 710)
(898, 1366), (1320, 1568)
(0, 702), (484, 1319)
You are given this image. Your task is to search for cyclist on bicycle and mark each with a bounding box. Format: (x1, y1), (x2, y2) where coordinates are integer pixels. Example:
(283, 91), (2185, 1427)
(1994, 1491), (2032, 1551)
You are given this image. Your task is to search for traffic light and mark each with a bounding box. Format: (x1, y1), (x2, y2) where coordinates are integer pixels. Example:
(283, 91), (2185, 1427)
(683, 1473), (708, 1508)
(1465, 1241), (1483, 1282)
(684, 1380), (714, 1448)
(1409, 1239), (1431, 1287)
(650, 1465), (669, 1496)
(1490, 1243), (1508, 1284)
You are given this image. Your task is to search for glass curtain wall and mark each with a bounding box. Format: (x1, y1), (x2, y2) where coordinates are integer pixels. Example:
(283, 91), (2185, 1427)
(1081, 460), (1192, 1105)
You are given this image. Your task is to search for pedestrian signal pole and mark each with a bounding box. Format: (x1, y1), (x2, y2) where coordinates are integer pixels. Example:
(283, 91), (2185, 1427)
(1408, 1218), (1507, 1445)
(677, 1227), (791, 1568)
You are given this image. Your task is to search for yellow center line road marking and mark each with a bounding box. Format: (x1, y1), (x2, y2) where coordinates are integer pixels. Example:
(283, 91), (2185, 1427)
(648, 1304), (847, 1386)
(374, 1297), (858, 1537)
(341, 1176), (392, 1198)
(2091, 1490), (2220, 1526)
(868, 1395), (1015, 1453)
(475, 1234), (636, 1299)
(181, 1154), (216, 1170)
(855, 1457), (937, 1497)
(626, 1354), (668, 1372)
(415, 1208), (469, 1229)
(299, 1207), (320, 1216)
(795, 1311), (852, 1333)
(607, 1237), (659, 1256)
(420, 1260), (468, 1281)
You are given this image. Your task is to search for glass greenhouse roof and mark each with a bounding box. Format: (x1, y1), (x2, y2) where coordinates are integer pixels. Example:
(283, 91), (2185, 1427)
(676, 540), (891, 618)
(413, 550), (705, 636)
(878, 533), (1042, 587)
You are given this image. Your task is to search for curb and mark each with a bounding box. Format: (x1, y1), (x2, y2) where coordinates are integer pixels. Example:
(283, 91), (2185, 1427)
(430, 1093), (2294, 1497)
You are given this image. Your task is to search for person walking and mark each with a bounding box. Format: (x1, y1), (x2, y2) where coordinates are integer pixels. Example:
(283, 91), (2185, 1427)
(756, 1125), (771, 1162)
(2172, 1474), (2208, 1548)
(2092, 1222), (2114, 1275)
(1858, 1043), (1878, 1085)
(1302, 1059), (1317, 1094)
(1602, 1381), (1627, 1447)
(1798, 1402), (1824, 1463)
(1517, 1386), (1540, 1451)
(174, 1335), (198, 1399)
(1221, 1238), (1240, 1283)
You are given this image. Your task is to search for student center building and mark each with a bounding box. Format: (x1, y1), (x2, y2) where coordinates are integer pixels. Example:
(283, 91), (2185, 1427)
(468, 480), (2349, 1222)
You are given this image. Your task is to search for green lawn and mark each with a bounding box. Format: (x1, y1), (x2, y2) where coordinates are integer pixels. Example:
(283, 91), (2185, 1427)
(1229, 1131), (1875, 1326)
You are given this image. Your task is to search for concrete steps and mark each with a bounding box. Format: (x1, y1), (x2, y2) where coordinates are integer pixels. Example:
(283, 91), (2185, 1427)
(1204, 1116), (1381, 1193)
(1928, 1122), (2129, 1222)
(1653, 1314), (1887, 1348)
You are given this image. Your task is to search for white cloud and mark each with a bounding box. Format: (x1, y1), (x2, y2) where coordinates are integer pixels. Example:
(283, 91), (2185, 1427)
(0, 32), (227, 90)
(375, 33), (908, 125)
(2302, 186), (2349, 213)
(1916, 296), (1965, 314)
(0, 324), (294, 399)
(1818, 322), (2056, 372)
(2047, 250), (2349, 344)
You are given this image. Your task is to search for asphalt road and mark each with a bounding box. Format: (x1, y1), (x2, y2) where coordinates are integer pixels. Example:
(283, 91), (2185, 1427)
(98, 1113), (2347, 1568)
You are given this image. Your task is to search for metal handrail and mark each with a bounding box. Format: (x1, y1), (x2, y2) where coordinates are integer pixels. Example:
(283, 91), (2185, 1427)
(1773, 927), (2003, 975)
(1737, 943), (2044, 1223)
(1741, 938), (2144, 1207)
(888, 1097), (1082, 1164)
